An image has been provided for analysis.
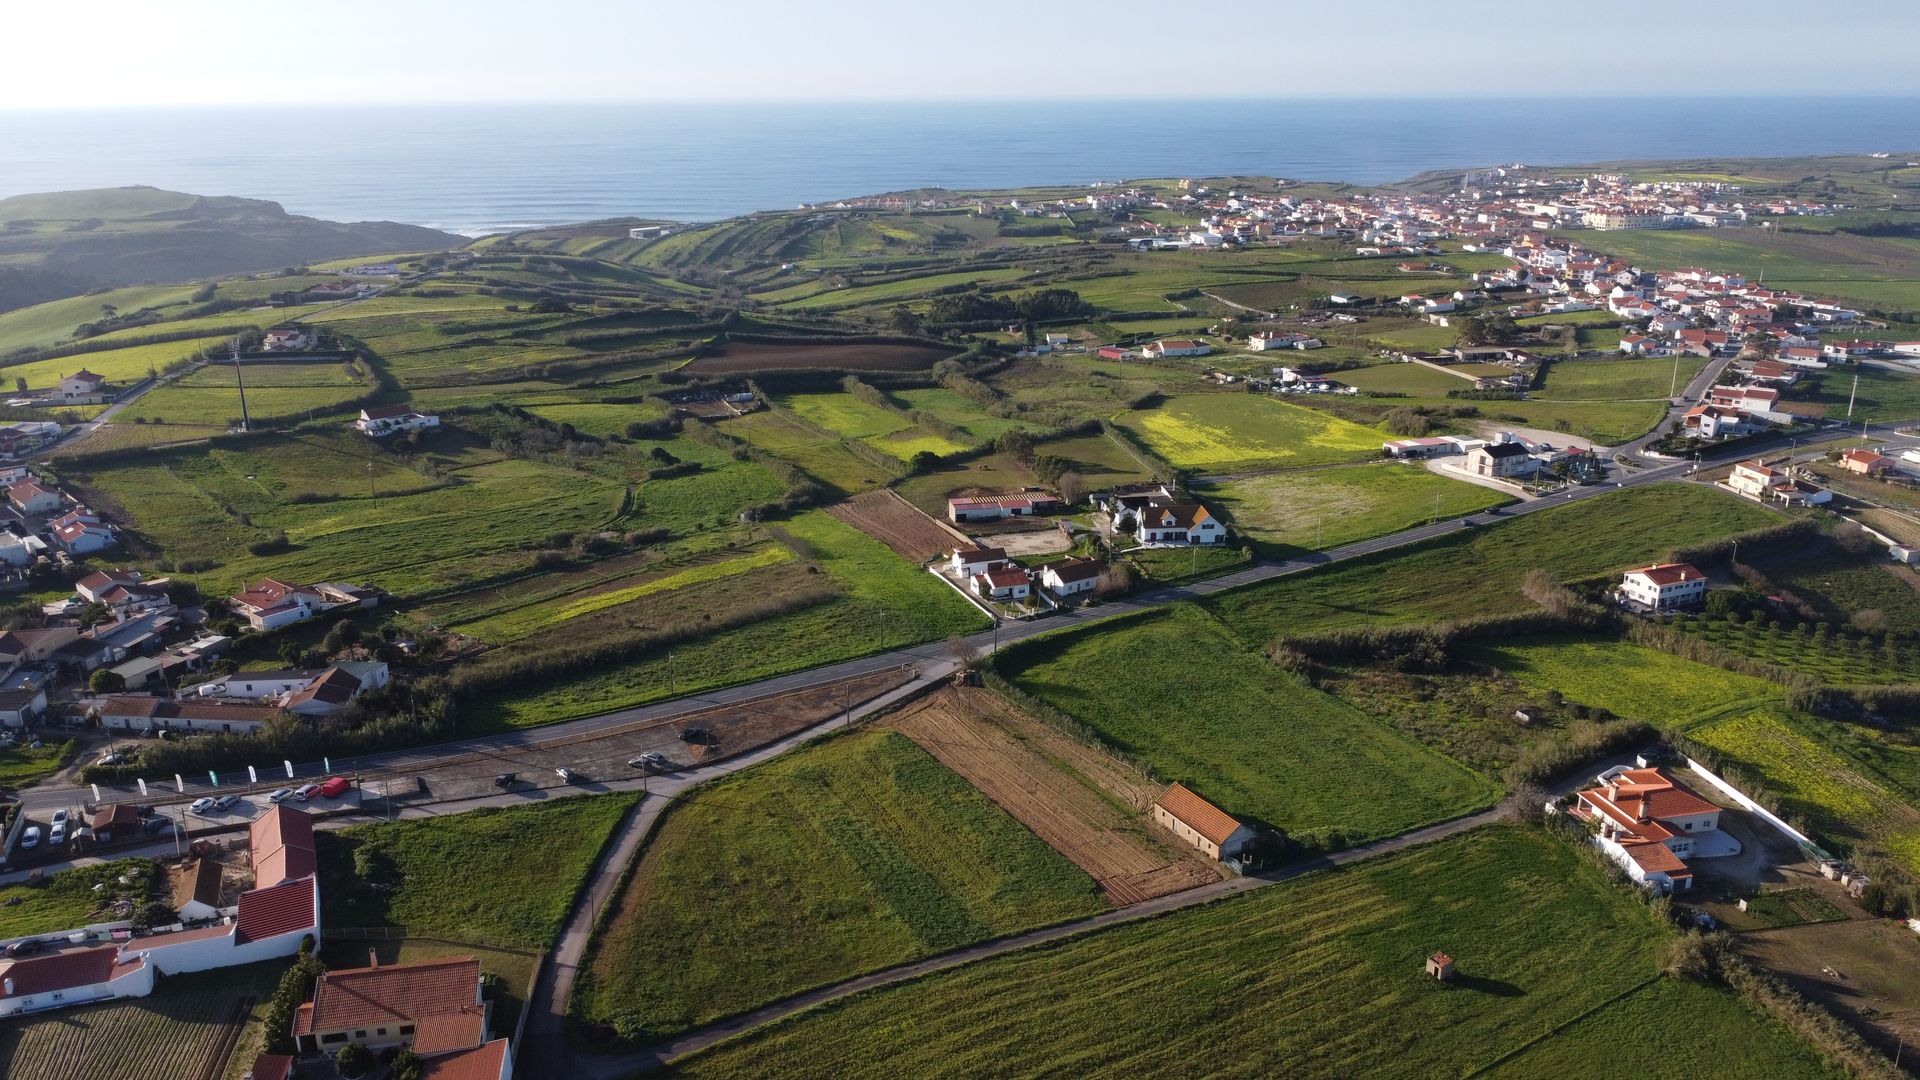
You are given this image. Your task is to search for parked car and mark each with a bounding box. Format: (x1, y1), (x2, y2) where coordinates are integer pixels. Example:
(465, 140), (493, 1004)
(189, 797), (216, 815)
(317, 776), (351, 799)
(48, 821), (66, 846)
(49, 809), (67, 827)
(679, 726), (710, 744)
(554, 767), (575, 783)
(5, 939), (41, 957)
(213, 793), (242, 811)
(628, 752), (668, 770)
(292, 783), (322, 802)
(20, 826), (39, 849)
(96, 752), (126, 766)
(267, 787), (295, 803)
(142, 816), (173, 835)
(493, 772), (519, 788)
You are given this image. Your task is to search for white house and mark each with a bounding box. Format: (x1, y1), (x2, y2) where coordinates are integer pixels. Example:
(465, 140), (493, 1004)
(947, 546), (1006, 579)
(1727, 460), (1783, 500)
(1136, 503), (1226, 545)
(1038, 557), (1101, 596)
(973, 566), (1031, 602)
(260, 329), (312, 353)
(0, 686), (47, 727)
(55, 370), (109, 405)
(0, 532), (48, 567)
(7, 478), (62, 516)
(49, 509), (115, 555)
(1247, 332), (1321, 352)
(97, 696), (282, 735)
(354, 405), (440, 438)
(1618, 562), (1708, 611)
(1153, 783), (1257, 861)
(947, 493), (1061, 523)
(1575, 767), (1730, 893)
(0, 945), (154, 1017)
(1466, 442), (1535, 479)
(1142, 340), (1210, 359)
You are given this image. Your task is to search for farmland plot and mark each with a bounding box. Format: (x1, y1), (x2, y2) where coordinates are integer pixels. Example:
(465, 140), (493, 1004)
(0, 963), (279, 1080)
(824, 489), (965, 561)
(889, 688), (1221, 904)
(682, 340), (958, 374)
(1113, 393), (1382, 471)
(1466, 635), (1785, 727)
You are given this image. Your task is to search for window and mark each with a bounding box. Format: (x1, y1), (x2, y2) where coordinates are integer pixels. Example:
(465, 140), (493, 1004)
(400, 1025), (415, 1035)
(322, 1033), (347, 1045)
(377, 1028), (388, 1037)
(355, 1030), (367, 1039)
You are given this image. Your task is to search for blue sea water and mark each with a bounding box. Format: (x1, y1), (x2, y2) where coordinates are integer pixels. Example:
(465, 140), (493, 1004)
(0, 98), (1914, 235)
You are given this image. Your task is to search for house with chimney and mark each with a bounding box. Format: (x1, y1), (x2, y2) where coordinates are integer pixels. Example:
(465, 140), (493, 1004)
(291, 954), (513, 1078)
(1573, 767), (1732, 893)
(1617, 562), (1707, 612)
(354, 405), (440, 438)
(228, 579), (380, 632)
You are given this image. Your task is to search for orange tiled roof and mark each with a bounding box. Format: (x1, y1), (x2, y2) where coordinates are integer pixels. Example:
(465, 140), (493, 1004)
(1156, 783), (1243, 846)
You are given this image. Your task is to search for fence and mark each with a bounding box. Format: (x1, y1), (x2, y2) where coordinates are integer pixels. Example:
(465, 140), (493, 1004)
(1683, 755), (1830, 860)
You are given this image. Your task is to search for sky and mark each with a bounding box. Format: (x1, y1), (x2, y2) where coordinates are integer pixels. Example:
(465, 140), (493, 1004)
(7, 0), (1920, 109)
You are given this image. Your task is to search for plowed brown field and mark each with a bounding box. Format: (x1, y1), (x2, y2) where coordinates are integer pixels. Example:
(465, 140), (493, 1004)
(888, 687), (1219, 904)
(826, 489), (967, 562)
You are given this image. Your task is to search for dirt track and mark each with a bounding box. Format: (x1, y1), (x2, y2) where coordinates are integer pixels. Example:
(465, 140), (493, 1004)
(888, 688), (1219, 904)
(826, 489), (967, 561)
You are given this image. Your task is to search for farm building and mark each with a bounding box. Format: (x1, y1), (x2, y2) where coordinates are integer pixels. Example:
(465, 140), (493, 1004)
(96, 695), (283, 735)
(1572, 767), (1732, 894)
(947, 492), (1063, 523)
(170, 858), (224, 922)
(1038, 557), (1101, 596)
(1152, 783), (1257, 861)
(1617, 562), (1707, 612)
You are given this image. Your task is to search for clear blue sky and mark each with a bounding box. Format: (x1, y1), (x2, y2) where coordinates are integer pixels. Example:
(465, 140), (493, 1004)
(8, 0), (1920, 108)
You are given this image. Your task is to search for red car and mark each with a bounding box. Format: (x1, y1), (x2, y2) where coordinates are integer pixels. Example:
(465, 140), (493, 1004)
(317, 776), (352, 799)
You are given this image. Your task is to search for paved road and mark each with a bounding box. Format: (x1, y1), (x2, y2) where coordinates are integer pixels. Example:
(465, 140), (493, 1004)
(18, 412), (1888, 816)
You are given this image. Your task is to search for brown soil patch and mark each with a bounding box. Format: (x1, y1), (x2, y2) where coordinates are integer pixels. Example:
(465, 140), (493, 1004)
(1740, 915), (1920, 1056)
(887, 687), (1220, 905)
(683, 341), (958, 374)
(825, 489), (967, 561)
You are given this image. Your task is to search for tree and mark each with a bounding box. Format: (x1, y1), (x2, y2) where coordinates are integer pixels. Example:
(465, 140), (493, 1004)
(391, 1048), (424, 1080)
(1056, 471), (1088, 507)
(1383, 408), (1430, 437)
(12, 377), (23, 394)
(994, 428), (1035, 464)
(335, 1043), (374, 1079)
(89, 669), (126, 694)
(907, 450), (941, 474)
(1458, 312), (1517, 347)
(76, 601), (110, 628)
(1031, 454), (1070, 483)
(887, 305), (924, 336)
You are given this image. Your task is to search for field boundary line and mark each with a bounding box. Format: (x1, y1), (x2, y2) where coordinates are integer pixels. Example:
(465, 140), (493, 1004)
(1464, 974), (1663, 1077)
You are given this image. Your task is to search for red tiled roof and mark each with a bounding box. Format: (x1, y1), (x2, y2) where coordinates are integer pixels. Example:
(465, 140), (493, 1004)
(0, 944), (125, 997)
(251, 806), (317, 887)
(303, 957), (483, 1040)
(284, 667), (361, 709)
(235, 876), (315, 944)
(170, 857), (223, 909)
(413, 1009), (490, 1055)
(1156, 783), (1243, 846)
(419, 1039), (510, 1080)
(952, 546), (1005, 563)
(981, 567), (1029, 589)
(1626, 562), (1703, 588)
(247, 1052), (295, 1080)
(1043, 557), (1102, 584)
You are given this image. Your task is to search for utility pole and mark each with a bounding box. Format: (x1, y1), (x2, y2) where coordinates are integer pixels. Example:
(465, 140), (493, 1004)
(1669, 353), (1679, 399)
(231, 342), (251, 430)
(1847, 373), (1859, 420)
(367, 460), (375, 498)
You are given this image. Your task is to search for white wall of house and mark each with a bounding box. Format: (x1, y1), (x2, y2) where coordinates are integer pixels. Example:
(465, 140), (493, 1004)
(0, 964), (152, 1017)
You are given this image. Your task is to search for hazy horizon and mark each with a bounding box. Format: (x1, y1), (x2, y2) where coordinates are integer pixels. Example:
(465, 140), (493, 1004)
(6, 0), (1919, 109)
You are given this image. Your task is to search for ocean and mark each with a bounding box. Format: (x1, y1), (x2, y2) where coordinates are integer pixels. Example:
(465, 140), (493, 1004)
(0, 98), (1913, 236)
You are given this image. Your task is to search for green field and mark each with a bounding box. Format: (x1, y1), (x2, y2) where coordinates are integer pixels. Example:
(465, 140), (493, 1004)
(1207, 484), (1777, 644)
(456, 544), (794, 644)
(1338, 361), (1478, 396)
(1690, 706), (1920, 873)
(3, 336), (226, 391)
(666, 826), (1839, 1080)
(1001, 604), (1498, 838)
(1113, 393), (1384, 471)
(1201, 463), (1511, 556)
(1468, 635), (1786, 727)
(0, 284), (205, 353)
(316, 792), (636, 948)
(1676, 617), (1920, 685)
(1535, 356), (1705, 401)
(573, 729), (1102, 1042)
(115, 360), (371, 423)
(0, 859), (160, 940)
(715, 409), (902, 495)
(0, 739), (76, 788)
(484, 510), (986, 726)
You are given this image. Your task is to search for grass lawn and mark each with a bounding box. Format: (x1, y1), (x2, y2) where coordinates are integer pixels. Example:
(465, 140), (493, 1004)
(0, 858), (161, 939)
(315, 792), (636, 947)
(1000, 604), (1498, 837)
(1207, 484), (1777, 645)
(0, 284), (203, 353)
(774, 391), (910, 441)
(572, 729), (1102, 1043)
(1740, 889), (1849, 929)
(1535, 355), (1705, 401)
(1113, 393), (1383, 472)
(665, 826), (1840, 1080)
(1338, 361), (1477, 396)
(1200, 463), (1511, 557)
(1465, 635), (1786, 727)
(715, 410), (902, 495)
(0, 738), (77, 787)
(3, 336), (227, 391)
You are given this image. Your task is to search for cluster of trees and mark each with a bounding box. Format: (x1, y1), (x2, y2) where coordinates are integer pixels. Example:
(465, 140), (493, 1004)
(926, 288), (1092, 325)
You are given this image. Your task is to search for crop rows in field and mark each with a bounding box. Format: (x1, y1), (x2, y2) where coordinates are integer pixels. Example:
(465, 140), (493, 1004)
(824, 489), (965, 561)
(1113, 393), (1383, 471)
(0, 980), (249, 1080)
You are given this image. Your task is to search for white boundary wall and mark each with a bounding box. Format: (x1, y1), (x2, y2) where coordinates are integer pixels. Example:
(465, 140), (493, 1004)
(1684, 756), (1822, 853)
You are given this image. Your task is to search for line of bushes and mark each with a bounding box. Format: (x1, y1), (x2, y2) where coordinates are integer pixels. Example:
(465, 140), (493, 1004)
(1666, 518), (1821, 569)
(1096, 420), (1180, 485)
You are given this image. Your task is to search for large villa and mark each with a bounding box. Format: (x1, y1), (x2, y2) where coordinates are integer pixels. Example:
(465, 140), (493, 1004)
(1573, 766), (1741, 893)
